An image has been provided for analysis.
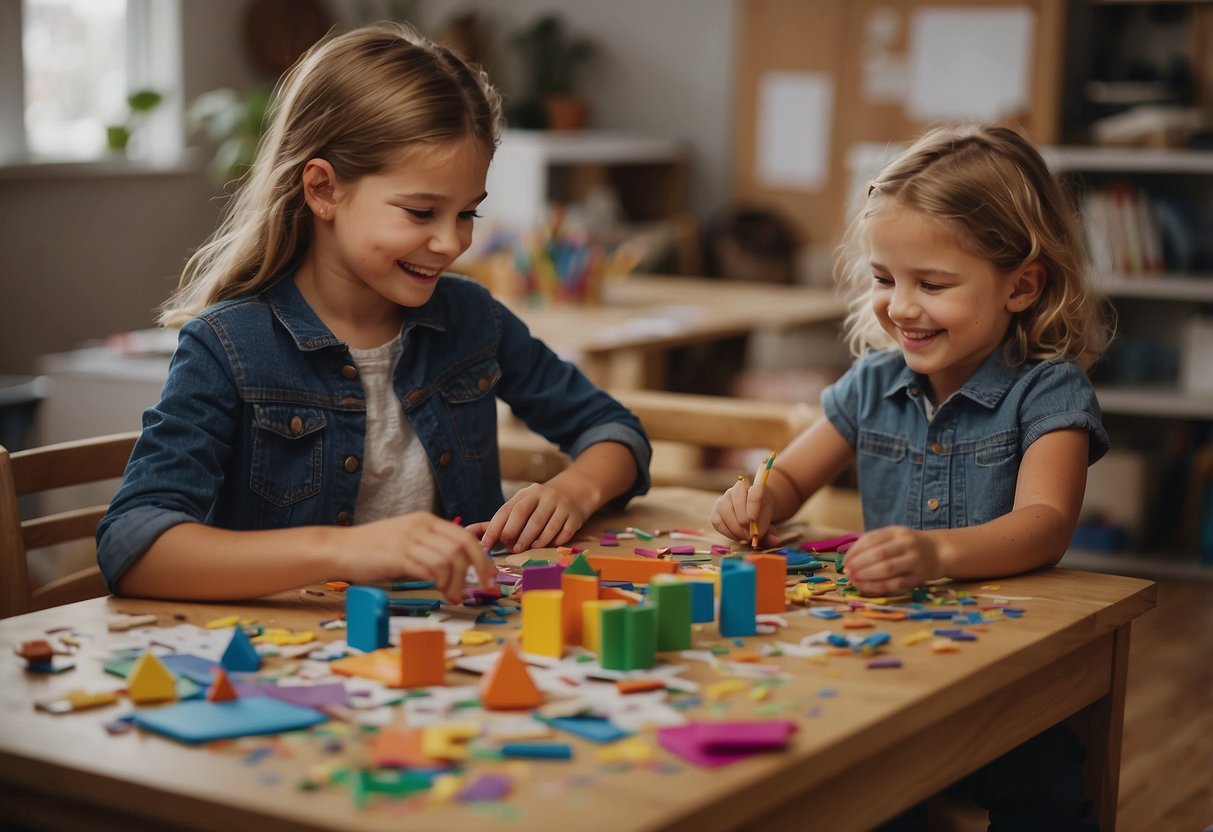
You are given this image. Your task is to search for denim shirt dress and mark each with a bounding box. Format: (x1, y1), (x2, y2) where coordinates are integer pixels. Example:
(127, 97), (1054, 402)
(822, 349), (1109, 532)
(96, 275), (652, 592)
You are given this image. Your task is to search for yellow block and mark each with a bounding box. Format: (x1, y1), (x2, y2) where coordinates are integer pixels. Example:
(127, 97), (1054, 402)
(520, 589), (564, 658)
(422, 723), (480, 761)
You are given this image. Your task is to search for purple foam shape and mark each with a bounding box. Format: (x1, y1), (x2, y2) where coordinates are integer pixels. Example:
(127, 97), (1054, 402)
(232, 681), (350, 708)
(457, 773), (512, 802)
(866, 657), (903, 669)
(800, 533), (860, 552)
(495, 572), (520, 586)
(519, 562), (564, 592)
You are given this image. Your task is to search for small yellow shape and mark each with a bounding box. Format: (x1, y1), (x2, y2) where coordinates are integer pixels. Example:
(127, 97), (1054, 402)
(254, 628), (315, 646)
(597, 737), (653, 763)
(900, 629), (932, 646)
(65, 689), (119, 710)
(429, 773), (463, 804)
(705, 679), (748, 701)
(749, 685), (772, 702)
(422, 723), (480, 761)
(127, 651), (177, 704)
(460, 630), (494, 646)
(205, 614), (240, 629)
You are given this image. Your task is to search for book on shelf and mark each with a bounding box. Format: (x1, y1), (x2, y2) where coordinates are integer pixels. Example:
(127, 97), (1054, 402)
(1082, 185), (1165, 279)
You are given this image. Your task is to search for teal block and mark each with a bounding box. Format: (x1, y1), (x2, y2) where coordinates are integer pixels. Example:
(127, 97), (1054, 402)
(687, 580), (715, 623)
(719, 559), (756, 637)
(347, 585), (390, 652)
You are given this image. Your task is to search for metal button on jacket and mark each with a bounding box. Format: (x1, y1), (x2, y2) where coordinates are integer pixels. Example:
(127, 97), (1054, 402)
(438, 451), (453, 467)
(341, 364), (358, 380)
(343, 456), (360, 473)
(336, 511), (351, 525)
(289, 415), (303, 436)
(931, 442), (944, 454)
(926, 497), (940, 511)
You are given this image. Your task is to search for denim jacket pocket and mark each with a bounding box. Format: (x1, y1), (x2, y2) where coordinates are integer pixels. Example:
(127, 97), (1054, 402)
(250, 404), (326, 506)
(857, 429), (908, 462)
(439, 358), (501, 461)
(974, 430), (1019, 467)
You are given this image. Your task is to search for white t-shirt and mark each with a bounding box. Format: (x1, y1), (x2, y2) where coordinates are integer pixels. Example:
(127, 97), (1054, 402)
(349, 338), (437, 523)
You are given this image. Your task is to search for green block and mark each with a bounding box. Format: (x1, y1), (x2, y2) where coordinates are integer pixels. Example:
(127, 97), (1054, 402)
(650, 580), (692, 651)
(599, 605), (629, 670)
(622, 605), (657, 670)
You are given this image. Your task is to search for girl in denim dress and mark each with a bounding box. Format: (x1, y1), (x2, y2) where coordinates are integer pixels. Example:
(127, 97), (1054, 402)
(712, 124), (1108, 830)
(98, 24), (650, 604)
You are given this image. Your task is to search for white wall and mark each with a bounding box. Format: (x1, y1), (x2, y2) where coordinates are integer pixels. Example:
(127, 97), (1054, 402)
(0, 0), (737, 376)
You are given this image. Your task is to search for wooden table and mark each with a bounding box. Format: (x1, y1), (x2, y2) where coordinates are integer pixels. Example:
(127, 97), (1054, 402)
(504, 275), (847, 388)
(0, 488), (1154, 831)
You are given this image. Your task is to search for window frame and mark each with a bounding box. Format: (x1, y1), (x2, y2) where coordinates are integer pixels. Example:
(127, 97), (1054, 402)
(0, 0), (185, 170)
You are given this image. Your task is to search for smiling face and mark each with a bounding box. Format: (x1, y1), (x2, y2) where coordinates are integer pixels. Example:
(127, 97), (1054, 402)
(867, 201), (1026, 404)
(305, 134), (491, 313)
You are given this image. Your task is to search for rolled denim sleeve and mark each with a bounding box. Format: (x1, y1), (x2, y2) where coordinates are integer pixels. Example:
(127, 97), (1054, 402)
(821, 362), (863, 447)
(96, 320), (241, 592)
(1020, 359), (1110, 465)
(492, 300), (652, 504)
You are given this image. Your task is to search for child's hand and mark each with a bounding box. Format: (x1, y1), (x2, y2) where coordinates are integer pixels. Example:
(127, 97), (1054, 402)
(710, 473), (777, 547)
(475, 482), (588, 554)
(842, 526), (942, 596)
(341, 512), (494, 602)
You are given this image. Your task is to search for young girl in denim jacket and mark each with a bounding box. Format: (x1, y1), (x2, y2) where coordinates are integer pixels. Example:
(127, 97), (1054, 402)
(98, 24), (650, 604)
(712, 124), (1109, 830)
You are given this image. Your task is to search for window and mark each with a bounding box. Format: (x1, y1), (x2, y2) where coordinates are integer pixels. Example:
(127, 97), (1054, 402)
(0, 0), (182, 165)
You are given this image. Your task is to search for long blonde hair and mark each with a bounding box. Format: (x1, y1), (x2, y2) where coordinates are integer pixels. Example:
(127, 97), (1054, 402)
(160, 22), (503, 327)
(836, 124), (1110, 370)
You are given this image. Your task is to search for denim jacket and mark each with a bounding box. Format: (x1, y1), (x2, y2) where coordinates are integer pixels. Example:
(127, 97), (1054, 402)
(822, 349), (1109, 532)
(97, 275), (652, 591)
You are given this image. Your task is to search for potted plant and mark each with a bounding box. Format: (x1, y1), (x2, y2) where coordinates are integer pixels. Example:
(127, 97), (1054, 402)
(186, 87), (272, 184)
(511, 14), (595, 130)
(105, 89), (163, 155)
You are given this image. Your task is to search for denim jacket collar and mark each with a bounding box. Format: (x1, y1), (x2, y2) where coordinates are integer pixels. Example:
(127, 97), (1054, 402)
(264, 276), (447, 352)
(882, 348), (1018, 410)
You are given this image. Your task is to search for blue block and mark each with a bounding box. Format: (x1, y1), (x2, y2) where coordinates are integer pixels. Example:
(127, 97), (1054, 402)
(718, 558), (756, 637)
(500, 742), (573, 759)
(688, 580), (715, 623)
(543, 716), (631, 743)
(346, 586), (390, 652)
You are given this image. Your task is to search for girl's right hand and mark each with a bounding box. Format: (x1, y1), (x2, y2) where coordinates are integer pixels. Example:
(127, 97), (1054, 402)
(339, 512), (495, 602)
(710, 472), (777, 547)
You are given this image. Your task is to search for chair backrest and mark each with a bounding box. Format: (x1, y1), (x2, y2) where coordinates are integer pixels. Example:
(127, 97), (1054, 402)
(0, 431), (139, 619)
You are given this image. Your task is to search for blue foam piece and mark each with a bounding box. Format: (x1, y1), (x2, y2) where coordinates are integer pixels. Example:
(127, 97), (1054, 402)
(221, 626), (261, 672)
(500, 742), (573, 759)
(688, 580), (715, 623)
(543, 716), (631, 743)
(161, 654), (220, 686)
(347, 586), (390, 652)
(132, 697), (327, 744)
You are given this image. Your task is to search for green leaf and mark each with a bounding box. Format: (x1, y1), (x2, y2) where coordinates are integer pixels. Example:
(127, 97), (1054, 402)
(127, 89), (162, 113)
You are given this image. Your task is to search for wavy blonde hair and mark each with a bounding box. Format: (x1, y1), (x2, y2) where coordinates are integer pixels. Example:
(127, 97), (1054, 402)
(836, 124), (1111, 370)
(160, 22), (503, 327)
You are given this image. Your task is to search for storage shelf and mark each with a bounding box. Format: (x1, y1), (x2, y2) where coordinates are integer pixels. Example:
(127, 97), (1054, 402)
(1097, 274), (1213, 302)
(1094, 385), (1213, 418)
(1043, 145), (1213, 174)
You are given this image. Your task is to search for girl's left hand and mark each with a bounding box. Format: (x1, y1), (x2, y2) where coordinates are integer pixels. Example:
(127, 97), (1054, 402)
(842, 526), (942, 596)
(469, 482), (588, 554)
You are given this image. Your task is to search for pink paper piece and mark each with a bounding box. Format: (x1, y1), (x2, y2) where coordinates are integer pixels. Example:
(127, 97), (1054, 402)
(656, 725), (760, 768)
(693, 719), (796, 750)
(520, 562), (564, 591)
(232, 681), (349, 708)
(800, 533), (860, 552)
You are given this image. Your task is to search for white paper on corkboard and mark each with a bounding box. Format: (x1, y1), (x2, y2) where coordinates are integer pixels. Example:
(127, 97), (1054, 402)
(755, 71), (834, 192)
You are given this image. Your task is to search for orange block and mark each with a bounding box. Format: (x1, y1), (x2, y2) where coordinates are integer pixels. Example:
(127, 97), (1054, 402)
(480, 642), (544, 710)
(561, 573), (600, 646)
(746, 553), (787, 614)
(371, 726), (448, 769)
(585, 554), (677, 584)
(207, 667), (238, 702)
(400, 629), (447, 688)
(616, 678), (666, 694)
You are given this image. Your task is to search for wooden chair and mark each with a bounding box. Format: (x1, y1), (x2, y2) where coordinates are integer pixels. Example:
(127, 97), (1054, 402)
(0, 431), (139, 619)
(498, 389), (861, 530)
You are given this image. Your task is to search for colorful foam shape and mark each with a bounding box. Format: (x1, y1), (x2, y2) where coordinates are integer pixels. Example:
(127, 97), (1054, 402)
(581, 599), (626, 652)
(688, 580), (715, 623)
(585, 554), (677, 583)
(399, 629), (446, 688)
(561, 572), (600, 646)
(746, 553), (788, 614)
(519, 562), (564, 592)
(564, 553), (599, 577)
(480, 643), (544, 710)
(346, 585), (390, 652)
(131, 697), (327, 744)
(542, 715), (631, 743)
(220, 626), (262, 672)
(127, 651), (177, 704)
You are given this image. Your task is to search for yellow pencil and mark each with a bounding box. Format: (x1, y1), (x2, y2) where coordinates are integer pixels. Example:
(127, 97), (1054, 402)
(750, 450), (777, 548)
